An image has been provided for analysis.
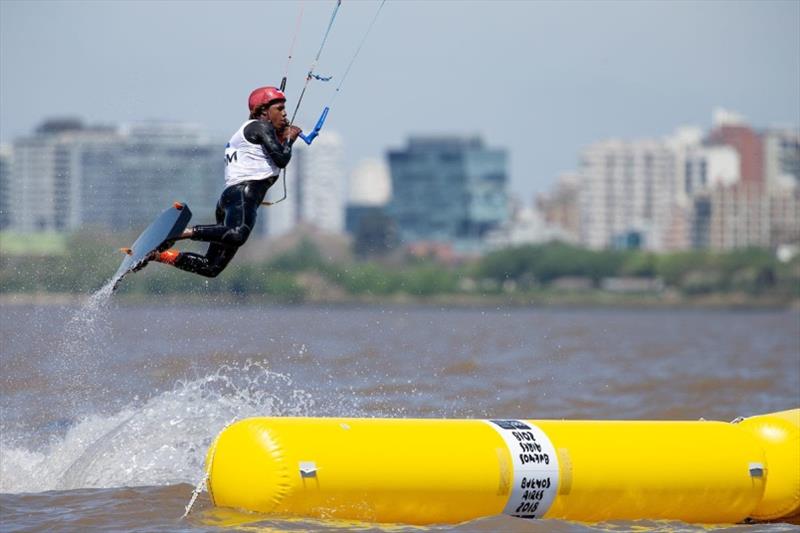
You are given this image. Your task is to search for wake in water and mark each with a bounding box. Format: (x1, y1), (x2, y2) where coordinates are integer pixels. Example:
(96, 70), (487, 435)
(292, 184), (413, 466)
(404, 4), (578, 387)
(1, 278), (348, 494)
(0, 360), (316, 493)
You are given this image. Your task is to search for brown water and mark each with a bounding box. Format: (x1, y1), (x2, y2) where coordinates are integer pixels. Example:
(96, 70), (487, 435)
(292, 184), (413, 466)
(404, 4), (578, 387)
(1, 298), (798, 532)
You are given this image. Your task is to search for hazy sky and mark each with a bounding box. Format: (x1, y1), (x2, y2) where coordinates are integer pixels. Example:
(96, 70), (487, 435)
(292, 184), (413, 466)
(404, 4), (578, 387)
(1, 0), (798, 201)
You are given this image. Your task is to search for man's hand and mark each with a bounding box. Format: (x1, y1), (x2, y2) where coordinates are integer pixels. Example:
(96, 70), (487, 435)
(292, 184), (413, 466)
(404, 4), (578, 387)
(281, 125), (302, 143)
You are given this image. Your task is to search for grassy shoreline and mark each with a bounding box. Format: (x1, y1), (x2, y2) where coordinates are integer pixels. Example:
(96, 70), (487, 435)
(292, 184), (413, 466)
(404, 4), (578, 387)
(3, 238), (798, 310)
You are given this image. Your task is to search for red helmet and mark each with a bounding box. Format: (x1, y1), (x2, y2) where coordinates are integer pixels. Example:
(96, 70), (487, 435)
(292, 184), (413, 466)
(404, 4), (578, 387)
(248, 86), (286, 112)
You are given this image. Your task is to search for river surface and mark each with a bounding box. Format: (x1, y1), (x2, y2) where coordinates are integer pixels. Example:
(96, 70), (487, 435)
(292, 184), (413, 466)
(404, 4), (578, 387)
(1, 290), (798, 532)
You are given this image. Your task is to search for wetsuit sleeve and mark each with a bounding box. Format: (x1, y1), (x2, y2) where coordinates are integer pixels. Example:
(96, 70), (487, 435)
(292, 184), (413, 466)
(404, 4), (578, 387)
(243, 121), (295, 169)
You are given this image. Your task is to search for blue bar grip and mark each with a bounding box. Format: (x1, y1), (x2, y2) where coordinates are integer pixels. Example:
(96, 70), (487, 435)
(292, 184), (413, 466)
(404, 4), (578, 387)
(299, 106), (330, 145)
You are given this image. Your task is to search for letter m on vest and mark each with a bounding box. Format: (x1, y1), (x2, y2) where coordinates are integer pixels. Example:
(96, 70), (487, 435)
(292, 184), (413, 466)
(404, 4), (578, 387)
(225, 151), (238, 164)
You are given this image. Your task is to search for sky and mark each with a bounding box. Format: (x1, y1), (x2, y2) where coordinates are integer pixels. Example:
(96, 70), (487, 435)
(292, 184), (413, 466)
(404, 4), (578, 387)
(1, 0), (798, 202)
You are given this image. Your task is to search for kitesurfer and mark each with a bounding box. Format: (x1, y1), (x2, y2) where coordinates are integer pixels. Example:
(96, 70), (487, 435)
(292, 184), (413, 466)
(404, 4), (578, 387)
(150, 87), (301, 277)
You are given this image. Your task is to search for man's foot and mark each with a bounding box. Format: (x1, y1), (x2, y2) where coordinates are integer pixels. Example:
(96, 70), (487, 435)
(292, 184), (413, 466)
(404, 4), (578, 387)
(133, 248), (180, 273)
(177, 228), (194, 240)
(153, 249), (181, 265)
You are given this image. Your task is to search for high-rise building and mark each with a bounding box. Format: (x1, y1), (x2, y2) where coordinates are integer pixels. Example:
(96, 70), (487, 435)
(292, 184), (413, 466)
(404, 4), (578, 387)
(660, 127), (703, 250)
(708, 108), (764, 184)
(10, 119), (117, 232)
(664, 127), (702, 207)
(297, 131), (345, 233)
(704, 182), (771, 250)
(264, 131), (345, 237)
(387, 136), (509, 249)
(685, 124), (800, 251)
(94, 122), (221, 229)
(770, 186), (800, 247)
(689, 196), (712, 249)
(683, 150), (759, 250)
(8, 118), (222, 233)
(554, 111), (796, 252)
(763, 128), (800, 193)
(763, 128), (800, 247)
(683, 145), (740, 195)
(675, 143), (743, 250)
(578, 139), (677, 250)
(0, 144), (11, 230)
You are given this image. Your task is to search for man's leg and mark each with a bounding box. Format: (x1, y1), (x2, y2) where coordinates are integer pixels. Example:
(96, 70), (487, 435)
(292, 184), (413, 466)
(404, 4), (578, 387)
(153, 181), (266, 277)
(168, 243), (238, 278)
(189, 180), (268, 247)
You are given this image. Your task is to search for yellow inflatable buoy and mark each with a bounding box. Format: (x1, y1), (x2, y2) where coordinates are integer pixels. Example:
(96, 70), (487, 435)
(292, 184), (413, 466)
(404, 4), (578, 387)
(205, 409), (800, 525)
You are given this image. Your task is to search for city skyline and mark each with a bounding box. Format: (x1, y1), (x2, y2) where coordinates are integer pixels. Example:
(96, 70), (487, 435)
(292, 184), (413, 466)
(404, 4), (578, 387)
(2, 0), (798, 200)
(3, 105), (797, 204)
(0, 109), (800, 253)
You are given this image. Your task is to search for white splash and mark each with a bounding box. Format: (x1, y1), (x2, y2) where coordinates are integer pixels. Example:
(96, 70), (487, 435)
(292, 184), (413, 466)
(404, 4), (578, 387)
(0, 360), (314, 493)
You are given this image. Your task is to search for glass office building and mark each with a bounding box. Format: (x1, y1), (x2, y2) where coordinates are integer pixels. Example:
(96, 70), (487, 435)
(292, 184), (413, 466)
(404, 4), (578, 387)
(8, 119), (222, 233)
(80, 125), (221, 231)
(387, 136), (509, 250)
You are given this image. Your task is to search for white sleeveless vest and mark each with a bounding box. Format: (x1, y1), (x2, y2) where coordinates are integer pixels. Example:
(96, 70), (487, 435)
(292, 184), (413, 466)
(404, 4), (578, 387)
(224, 120), (281, 187)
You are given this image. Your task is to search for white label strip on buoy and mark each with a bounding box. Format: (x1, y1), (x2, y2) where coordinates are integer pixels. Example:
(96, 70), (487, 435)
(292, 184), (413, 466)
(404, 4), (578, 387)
(485, 419), (560, 519)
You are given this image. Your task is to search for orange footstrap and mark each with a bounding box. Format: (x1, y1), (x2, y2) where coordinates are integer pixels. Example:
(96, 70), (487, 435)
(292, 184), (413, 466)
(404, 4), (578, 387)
(157, 249), (180, 265)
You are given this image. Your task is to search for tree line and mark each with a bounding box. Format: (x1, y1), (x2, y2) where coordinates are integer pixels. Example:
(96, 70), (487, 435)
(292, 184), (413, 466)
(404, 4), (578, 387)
(1, 233), (797, 303)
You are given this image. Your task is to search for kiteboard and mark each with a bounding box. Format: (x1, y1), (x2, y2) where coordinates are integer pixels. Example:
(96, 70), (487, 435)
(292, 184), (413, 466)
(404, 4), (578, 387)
(112, 202), (192, 290)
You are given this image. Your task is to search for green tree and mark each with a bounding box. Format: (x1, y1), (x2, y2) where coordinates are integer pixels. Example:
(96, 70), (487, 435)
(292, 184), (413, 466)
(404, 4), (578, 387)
(269, 238), (325, 272)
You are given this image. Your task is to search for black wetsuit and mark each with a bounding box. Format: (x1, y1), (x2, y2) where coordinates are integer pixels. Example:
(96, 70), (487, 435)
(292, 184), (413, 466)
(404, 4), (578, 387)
(171, 121), (295, 278)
